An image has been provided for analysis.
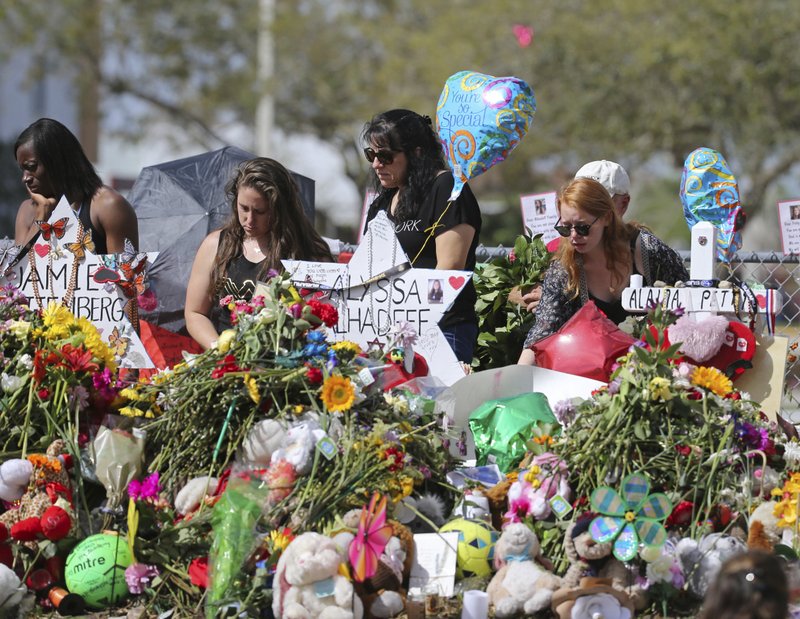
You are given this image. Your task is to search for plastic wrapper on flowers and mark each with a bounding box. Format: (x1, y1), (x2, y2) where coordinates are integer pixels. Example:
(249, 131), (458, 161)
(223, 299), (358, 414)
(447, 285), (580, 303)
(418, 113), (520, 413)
(469, 392), (559, 473)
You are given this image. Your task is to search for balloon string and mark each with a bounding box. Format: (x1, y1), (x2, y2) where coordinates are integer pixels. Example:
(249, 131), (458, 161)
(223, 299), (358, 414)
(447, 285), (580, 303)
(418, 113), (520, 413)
(410, 199), (454, 266)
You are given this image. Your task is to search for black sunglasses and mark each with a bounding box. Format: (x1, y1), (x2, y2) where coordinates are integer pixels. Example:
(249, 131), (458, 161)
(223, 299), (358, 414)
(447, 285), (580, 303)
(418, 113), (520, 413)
(363, 147), (398, 165)
(554, 216), (600, 238)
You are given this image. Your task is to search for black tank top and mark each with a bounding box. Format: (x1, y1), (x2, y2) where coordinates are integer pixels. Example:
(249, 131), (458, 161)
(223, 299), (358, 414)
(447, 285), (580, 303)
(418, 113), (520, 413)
(212, 250), (267, 331)
(77, 198), (108, 255)
(588, 235), (641, 325)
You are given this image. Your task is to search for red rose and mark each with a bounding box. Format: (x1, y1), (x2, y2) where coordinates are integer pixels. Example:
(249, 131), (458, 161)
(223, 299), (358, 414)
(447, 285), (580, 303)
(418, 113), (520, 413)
(11, 517), (42, 541)
(0, 543), (11, 567)
(188, 556), (209, 589)
(665, 500), (694, 528)
(306, 366), (323, 385)
(307, 299), (339, 328)
(37, 388), (50, 400)
(40, 505), (71, 541)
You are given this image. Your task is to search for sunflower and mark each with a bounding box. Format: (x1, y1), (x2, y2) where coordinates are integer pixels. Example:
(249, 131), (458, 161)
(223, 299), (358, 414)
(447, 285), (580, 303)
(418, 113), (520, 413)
(331, 340), (362, 362)
(690, 366), (733, 397)
(320, 375), (355, 413)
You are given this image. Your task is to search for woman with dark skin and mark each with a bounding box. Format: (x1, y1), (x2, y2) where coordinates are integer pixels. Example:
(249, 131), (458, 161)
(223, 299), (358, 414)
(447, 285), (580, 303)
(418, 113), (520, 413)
(14, 118), (139, 254)
(185, 157), (333, 349)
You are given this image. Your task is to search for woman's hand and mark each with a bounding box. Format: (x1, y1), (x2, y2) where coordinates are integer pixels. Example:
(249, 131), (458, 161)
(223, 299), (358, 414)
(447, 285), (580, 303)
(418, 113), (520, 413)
(26, 185), (57, 222)
(518, 348), (536, 365)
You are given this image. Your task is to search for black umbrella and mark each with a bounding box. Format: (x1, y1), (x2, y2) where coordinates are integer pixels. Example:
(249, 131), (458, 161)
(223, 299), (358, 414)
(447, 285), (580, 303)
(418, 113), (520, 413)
(129, 146), (315, 333)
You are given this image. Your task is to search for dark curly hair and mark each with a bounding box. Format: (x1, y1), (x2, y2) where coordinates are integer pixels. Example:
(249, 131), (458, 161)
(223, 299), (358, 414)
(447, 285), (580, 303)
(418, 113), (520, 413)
(361, 109), (446, 222)
(211, 157), (332, 294)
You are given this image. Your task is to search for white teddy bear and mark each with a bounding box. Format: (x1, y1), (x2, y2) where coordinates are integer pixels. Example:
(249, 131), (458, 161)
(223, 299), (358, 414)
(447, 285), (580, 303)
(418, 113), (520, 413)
(272, 532), (363, 619)
(487, 523), (562, 617)
(675, 533), (747, 598)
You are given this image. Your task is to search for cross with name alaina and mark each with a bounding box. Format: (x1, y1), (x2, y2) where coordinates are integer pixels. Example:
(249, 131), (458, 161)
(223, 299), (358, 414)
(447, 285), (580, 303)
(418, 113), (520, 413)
(282, 211), (470, 386)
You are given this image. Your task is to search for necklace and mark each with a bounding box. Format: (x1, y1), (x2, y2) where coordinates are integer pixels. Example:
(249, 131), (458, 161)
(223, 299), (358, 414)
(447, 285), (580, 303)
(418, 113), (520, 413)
(29, 220), (83, 310)
(243, 238), (265, 255)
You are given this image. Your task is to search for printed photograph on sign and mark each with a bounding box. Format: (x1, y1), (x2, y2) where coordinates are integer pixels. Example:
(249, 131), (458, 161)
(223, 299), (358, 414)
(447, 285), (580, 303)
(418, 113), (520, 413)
(520, 191), (558, 244)
(778, 199), (800, 255)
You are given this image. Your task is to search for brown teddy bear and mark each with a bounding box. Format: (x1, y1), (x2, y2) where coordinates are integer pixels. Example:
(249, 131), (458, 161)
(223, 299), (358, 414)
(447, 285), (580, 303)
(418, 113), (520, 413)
(561, 513), (647, 611)
(357, 520), (415, 619)
(0, 440), (75, 549)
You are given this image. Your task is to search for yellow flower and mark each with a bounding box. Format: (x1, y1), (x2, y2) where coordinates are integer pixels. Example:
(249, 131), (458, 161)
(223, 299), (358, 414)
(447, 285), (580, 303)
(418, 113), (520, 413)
(648, 377), (673, 401)
(270, 528), (293, 552)
(774, 496), (798, 528)
(119, 387), (143, 401)
(293, 405), (304, 415)
(331, 340), (362, 362)
(321, 375), (355, 413)
(244, 373), (260, 404)
(216, 329), (236, 353)
(119, 406), (141, 418)
(691, 366), (733, 397)
(42, 302), (73, 329)
(8, 320), (30, 339)
(399, 476), (415, 498)
(76, 317), (116, 369)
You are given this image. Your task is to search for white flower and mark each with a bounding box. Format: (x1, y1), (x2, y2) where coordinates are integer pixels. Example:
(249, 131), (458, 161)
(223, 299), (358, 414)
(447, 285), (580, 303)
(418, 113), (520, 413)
(784, 442), (800, 469)
(1, 372), (24, 393)
(17, 353), (32, 370)
(646, 553), (676, 584)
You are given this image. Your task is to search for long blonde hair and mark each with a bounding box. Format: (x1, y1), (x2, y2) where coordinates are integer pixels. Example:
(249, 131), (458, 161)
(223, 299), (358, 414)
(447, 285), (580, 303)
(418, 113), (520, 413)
(554, 177), (637, 299)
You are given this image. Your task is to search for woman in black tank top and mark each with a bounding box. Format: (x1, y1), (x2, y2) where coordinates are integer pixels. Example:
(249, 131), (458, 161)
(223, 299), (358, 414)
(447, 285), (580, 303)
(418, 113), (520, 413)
(184, 158), (333, 349)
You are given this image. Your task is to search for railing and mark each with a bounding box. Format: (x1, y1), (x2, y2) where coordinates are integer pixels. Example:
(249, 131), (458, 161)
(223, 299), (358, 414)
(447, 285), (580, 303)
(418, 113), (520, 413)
(341, 244), (800, 419)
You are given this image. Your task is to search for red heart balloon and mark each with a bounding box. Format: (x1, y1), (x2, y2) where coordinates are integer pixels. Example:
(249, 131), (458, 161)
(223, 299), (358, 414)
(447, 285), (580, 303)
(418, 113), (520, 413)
(532, 301), (635, 382)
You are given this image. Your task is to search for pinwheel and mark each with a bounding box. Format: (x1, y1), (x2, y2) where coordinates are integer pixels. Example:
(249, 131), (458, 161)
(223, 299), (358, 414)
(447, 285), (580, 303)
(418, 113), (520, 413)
(589, 473), (672, 562)
(348, 492), (393, 583)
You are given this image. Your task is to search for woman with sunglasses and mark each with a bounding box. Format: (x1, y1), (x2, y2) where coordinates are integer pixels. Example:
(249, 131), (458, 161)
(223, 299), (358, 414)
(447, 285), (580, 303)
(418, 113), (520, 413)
(518, 177), (687, 364)
(361, 109), (482, 364)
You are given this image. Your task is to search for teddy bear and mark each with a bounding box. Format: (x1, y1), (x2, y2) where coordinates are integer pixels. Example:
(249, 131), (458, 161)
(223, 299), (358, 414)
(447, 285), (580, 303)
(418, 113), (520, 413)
(487, 522), (562, 617)
(0, 440), (75, 549)
(551, 576), (634, 619)
(561, 514), (647, 610)
(357, 520), (415, 619)
(747, 499), (782, 551)
(272, 531), (364, 619)
(675, 532), (747, 598)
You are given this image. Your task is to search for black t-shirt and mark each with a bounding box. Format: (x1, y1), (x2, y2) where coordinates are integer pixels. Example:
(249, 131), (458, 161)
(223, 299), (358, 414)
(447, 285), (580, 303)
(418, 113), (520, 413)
(211, 247), (267, 331)
(365, 173), (482, 328)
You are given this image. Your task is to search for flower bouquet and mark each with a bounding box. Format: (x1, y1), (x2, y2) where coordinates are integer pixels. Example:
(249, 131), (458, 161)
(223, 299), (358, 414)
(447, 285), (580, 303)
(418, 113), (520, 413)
(0, 286), (120, 456)
(472, 232), (551, 370)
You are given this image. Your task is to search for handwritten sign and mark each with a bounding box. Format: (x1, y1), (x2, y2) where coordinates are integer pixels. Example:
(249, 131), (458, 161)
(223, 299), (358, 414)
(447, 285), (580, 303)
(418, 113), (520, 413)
(520, 191), (558, 243)
(1, 198), (156, 368)
(283, 211), (469, 385)
(778, 198), (800, 255)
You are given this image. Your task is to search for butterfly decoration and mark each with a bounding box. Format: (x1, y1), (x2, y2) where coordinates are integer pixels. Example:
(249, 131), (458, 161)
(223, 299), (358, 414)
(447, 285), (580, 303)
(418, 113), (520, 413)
(0, 242), (21, 276)
(348, 492), (393, 582)
(589, 473), (672, 562)
(66, 230), (96, 260)
(36, 217), (69, 241)
(108, 326), (130, 359)
(117, 272), (146, 299)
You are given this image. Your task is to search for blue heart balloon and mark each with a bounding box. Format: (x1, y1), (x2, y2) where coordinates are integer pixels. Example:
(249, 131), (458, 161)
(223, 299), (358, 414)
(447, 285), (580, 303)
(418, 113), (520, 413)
(680, 147), (745, 264)
(436, 71), (536, 201)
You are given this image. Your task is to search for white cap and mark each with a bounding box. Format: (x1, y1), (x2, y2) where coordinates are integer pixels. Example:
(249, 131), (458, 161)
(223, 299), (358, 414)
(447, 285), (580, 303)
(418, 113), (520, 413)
(575, 160), (630, 196)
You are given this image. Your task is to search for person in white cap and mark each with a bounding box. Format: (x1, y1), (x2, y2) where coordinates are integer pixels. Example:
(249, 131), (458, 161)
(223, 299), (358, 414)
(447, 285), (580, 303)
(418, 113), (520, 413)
(574, 159), (631, 218)
(513, 160), (633, 313)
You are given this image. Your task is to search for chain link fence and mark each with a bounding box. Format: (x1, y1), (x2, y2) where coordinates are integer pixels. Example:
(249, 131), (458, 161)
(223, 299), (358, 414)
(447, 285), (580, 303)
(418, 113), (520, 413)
(474, 246), (800, 421)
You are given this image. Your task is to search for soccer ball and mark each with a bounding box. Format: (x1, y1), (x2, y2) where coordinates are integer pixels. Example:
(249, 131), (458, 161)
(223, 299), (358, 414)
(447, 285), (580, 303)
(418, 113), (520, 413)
(439, 517), (498, 578)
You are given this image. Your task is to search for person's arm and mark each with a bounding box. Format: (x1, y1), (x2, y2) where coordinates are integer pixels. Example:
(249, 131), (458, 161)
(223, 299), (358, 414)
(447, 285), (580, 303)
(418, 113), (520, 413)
(185, 232), (222, 350)
(15, 187), (57, 245)
(517, 263), (575, 364)
(435, 223), (475, 270)
(93, 187), (140, 252)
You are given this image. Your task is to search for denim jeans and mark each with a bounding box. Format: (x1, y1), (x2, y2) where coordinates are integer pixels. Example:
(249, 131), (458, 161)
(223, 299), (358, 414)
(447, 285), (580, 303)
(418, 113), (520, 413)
(441, 321), (478, 364)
